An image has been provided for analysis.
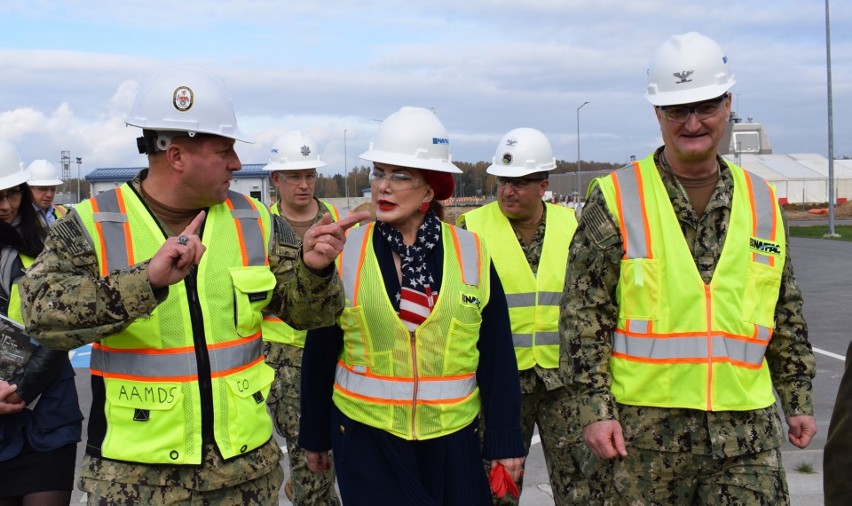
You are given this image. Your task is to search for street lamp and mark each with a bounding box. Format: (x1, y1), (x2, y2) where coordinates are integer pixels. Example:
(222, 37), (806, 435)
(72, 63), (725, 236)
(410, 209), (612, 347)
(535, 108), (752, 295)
(343, 129), (350, 210)
(76, 157), (82, 203)
(576, 101), (590, 195)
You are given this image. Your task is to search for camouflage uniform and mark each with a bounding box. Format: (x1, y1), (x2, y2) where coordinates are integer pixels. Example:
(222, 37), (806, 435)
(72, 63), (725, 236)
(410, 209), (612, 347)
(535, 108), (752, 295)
(559, 148), (816, 505)
(264, 197), (340, 506)
(461, 207), (589, 505)
(20, 173), (345, 505)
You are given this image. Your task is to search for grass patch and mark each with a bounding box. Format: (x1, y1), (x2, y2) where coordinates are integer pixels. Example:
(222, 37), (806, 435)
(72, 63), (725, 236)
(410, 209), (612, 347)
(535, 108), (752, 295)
(794, 462), (816, 474)
(789, 225), (852, 241)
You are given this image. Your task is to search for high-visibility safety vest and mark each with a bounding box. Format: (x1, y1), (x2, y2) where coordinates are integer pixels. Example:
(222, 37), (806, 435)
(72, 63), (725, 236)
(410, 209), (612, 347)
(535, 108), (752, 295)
(75, 185), (277, 465)
(54, 204), (68, 219)
(333, 222), (489, 440)
(459, 202), (577, 370)
(262, 199), (340, 347)
(595, 154), (784, 411)
(7, 254), (33, 323)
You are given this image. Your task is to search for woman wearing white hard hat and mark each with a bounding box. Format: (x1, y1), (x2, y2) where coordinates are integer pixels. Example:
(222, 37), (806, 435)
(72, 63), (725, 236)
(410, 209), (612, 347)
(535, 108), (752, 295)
(0, 139), (82, 505)
(26, 159), (67, 227)
(300, 106), (525, 504)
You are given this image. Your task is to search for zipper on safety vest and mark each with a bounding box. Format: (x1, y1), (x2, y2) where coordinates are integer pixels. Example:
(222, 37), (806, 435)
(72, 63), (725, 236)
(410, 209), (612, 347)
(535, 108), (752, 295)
(185, 269), (215, 441)
(704, 284), (713, 412)
(410, 330), (419, 440)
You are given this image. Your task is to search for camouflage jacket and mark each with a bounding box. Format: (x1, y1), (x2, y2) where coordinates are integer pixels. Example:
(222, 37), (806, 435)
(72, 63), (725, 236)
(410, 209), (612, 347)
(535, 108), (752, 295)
(460, 203), (563, 393)
(20, 173), (344, 350)
(559, 147), (815, 458)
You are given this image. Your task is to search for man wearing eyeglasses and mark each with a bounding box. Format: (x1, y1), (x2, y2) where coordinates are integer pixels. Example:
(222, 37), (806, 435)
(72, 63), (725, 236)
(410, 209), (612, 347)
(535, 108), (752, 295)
(261, 131), (342, 506)
(561, 32), (816, 504)
(458, 128), (584, 505)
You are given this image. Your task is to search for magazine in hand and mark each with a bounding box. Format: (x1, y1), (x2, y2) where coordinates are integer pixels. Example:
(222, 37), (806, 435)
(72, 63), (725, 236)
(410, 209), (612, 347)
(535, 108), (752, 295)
(0, 312), (34, 382)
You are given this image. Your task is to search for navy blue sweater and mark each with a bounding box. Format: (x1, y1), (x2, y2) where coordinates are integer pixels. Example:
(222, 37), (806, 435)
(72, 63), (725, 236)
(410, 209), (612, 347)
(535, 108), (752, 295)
(299, 225), (524, 460)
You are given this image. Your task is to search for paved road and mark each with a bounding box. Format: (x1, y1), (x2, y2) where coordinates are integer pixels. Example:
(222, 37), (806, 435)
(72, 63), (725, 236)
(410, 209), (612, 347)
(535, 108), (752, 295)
(65, 236), (848, 504)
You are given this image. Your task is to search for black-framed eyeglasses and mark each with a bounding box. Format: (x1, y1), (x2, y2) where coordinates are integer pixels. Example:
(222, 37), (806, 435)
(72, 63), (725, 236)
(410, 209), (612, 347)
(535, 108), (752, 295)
(658, 94), (728, 123)
(0, 187), (23, 203)
(496, 176), (547, 190)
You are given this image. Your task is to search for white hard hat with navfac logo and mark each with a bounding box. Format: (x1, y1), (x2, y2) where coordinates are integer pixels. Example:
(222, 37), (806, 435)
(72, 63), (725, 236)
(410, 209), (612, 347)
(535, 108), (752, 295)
(644, 32), (736, 107)
(359, 106), (461, 174)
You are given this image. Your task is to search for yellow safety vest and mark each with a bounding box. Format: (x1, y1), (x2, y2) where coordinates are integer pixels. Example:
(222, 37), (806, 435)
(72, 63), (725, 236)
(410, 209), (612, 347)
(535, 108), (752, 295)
(333, 222), (489, 440)
(262, 199), (340, 346)
(596, 155), (784, 411)
(7, 254), (33, 323)
(53, 204), (68, 219)
(75, 185), (276, 464)
(459, 202), (577, 370)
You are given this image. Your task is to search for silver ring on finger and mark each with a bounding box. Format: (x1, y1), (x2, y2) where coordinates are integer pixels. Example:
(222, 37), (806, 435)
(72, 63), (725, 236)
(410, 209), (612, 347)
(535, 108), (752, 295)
(178, 235), (189, 246)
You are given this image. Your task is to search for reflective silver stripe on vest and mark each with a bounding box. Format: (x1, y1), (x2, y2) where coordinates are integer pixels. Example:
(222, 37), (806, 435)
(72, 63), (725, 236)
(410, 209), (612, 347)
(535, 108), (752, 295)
(452, 227), (481, 287)
(341, 226), (369, 304)
(612, 330), (769, 366)
(505, 291), (561, 308)
(613, 164), (650, 260)
(335, 365), (477, 402)
(91, 337), (262, 379)
(341, 224), (481, 305)
(92, 191), (130, 270)
(227, 192), (267, 266)
(741, 170), (776, 266)
(513, 331), (559, 348)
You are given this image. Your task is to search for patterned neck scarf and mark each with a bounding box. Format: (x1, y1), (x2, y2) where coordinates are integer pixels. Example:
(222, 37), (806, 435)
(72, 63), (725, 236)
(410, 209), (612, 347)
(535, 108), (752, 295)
(376, 210), (442, 331)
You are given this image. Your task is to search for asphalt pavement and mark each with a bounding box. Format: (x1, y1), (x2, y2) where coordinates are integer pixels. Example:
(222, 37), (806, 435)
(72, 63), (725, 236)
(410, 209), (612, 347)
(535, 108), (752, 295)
(66, 235), (849, 504)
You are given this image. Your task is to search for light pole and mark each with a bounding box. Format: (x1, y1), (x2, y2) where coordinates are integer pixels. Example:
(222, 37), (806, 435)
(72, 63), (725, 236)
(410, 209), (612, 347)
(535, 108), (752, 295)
(75, 157), (82, 203)
(825, 0), (839, 237)
(343, 129), (350, 210)
(576, 101), (590, 195)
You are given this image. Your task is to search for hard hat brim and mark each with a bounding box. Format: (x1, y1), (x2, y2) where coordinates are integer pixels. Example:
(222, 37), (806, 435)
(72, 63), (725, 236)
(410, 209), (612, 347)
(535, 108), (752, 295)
(262, 160), (328, 171)
(27, 177), (63, 186)
(358, 149), (461, 174)
(644, 81), (735, 107)
(486, 164), (556, 177)
(0, 170), (31, 191)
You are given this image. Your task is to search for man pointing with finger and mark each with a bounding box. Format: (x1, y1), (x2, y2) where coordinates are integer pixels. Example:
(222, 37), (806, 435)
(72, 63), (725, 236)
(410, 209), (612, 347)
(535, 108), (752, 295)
(20, 66), (366, 505)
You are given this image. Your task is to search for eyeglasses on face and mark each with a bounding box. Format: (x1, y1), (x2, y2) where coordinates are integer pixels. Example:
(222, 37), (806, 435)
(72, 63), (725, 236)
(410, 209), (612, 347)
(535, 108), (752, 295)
(369, 170), (421, 190)
(0, 187), (23, 203)
(496, 176), (546, 190)
(280, 172), (317, 186)
(659, 94), (728, 123)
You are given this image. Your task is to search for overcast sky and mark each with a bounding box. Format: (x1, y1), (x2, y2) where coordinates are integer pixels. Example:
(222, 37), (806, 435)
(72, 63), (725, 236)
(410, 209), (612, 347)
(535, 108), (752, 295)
(1, 0), (850, 179)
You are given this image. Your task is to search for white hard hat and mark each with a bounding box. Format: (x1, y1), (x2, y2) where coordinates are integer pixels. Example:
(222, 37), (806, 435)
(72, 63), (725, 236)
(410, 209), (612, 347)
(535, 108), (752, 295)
(0, 139), (31, 191)
(126, 66), (252, 153)
(262, 131), (327, 171)
(486, 128), (556, 177)
(359, 106), (461, 174)
(26, 159), (63, 186)
(644, 32), (736, 106)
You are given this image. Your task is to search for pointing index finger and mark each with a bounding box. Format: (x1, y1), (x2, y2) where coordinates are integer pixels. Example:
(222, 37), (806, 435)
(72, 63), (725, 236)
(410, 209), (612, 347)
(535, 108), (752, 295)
(180, 211), (207, 238)
(335, 211), (370, 231)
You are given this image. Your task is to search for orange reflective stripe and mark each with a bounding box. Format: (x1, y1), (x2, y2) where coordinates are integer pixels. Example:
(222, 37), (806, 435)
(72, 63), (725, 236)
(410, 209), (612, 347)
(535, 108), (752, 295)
(89, 197), (109, 277)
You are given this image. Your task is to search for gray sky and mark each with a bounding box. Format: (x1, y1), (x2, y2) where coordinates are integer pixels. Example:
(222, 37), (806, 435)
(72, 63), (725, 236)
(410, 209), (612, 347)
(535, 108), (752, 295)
(1, 0), (850, 178)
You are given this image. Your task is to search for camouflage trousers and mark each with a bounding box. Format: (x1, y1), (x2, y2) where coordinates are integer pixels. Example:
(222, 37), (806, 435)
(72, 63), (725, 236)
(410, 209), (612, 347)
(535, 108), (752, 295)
(265, 341), (340, 506)
(592, 445), (789, 505)
(79, 439), (284, 505)
(484, 372), (589, 506)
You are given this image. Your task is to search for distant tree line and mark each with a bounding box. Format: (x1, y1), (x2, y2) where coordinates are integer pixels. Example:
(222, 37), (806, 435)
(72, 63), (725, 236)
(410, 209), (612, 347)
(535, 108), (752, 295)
(314, 159), (622, 199)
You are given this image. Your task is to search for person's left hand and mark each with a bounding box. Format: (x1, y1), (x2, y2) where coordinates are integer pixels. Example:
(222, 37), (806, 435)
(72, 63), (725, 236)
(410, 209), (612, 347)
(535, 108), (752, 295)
(0, 381), (25, 415)
(301, 211), (370, 272)
(786, 414), (817, 449)
(492, 457), (525, 482)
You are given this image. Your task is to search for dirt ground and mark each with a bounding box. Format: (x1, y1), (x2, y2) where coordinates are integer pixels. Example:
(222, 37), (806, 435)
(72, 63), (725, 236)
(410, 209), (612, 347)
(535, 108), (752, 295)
(782, 200), (852, 220)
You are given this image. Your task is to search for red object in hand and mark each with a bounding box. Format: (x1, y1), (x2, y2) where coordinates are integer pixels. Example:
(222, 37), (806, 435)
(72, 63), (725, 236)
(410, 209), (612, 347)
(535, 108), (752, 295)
(489, 463), (520, 498)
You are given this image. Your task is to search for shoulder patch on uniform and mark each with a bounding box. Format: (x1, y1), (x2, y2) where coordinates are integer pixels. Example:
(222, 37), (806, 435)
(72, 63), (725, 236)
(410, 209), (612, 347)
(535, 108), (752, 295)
(273, 215), (300, 248)
(52, 218), (91, 257)
(583, 203), (619, 247)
